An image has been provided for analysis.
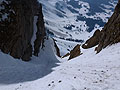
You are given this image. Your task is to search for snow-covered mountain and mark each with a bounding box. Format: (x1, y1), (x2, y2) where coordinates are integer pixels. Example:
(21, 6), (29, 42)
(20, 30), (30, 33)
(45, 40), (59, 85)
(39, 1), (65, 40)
(39, 0), (117, 41)
(1, 39), (120, 90)
(0, 0), (120, 90)
(38, 0), (117, 55)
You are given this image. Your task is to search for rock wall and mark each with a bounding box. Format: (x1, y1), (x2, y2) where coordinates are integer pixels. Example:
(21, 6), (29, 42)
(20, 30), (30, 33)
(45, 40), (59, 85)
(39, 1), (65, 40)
(96, 0), (120, 53)
(82, 0), (120, 53)
(68, 44), (82, 60)
(82, 29), (101, 49)
(0, 0), (46, 61)
(53, 39), (61, 57)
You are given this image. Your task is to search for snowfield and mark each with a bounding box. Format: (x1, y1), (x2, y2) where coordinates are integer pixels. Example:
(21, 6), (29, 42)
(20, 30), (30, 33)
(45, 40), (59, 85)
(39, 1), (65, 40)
(0, 39), (120, 90)
(38, 0), (117, 56)
(39, 0), (117, 41)
(0, 0), (120, 90)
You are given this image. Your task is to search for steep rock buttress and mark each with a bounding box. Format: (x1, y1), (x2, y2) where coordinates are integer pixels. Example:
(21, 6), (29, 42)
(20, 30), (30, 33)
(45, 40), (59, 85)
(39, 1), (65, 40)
(82, 0), (120, 53)
(0, 0), (46, 61)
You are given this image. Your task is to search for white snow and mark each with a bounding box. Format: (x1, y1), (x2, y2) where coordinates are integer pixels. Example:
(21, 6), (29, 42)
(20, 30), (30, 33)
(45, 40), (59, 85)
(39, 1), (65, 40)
(0, 0), (119, 90)
(0, 38), (60, 87)
(37, 0), (117, 45)
(0, 40), (120, 90)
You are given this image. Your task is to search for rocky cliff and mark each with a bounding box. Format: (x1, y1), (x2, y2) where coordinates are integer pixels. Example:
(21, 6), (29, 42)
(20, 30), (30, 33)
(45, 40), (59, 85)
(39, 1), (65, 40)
(0, 0), (46, 61)
(82, 0), (120, 53)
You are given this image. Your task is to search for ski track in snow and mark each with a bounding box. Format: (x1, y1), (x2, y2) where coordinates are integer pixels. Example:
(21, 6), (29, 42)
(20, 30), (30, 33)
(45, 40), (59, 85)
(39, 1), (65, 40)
(0, 41), (120, 90)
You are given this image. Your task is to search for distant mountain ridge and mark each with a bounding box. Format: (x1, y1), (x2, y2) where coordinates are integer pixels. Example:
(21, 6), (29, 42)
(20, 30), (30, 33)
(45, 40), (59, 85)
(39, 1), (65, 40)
(39, 0), (117, 41)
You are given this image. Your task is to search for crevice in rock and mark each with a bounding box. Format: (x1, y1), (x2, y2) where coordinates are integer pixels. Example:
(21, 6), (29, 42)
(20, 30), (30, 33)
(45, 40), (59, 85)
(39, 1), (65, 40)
(0, 0), (46, 61)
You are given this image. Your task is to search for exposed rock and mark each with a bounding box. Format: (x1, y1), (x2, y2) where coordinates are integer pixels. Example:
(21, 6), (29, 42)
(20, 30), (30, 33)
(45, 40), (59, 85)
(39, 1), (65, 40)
(83, 0), (120, 53)
(68, 44), (82, 60)
(82, 29), (101, 49)
(0, 0), (46, 61)
(53, 39), (61, 57)
(22, 44), (33, 61)
(62, 44), (82, 60)
(95, 0), (120, 53)
(34, 4), (46, 56)
(62, 53), (70, 58)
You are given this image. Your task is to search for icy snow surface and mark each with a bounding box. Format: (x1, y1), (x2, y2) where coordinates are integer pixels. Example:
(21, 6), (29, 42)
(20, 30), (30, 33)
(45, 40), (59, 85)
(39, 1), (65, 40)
(0, 39), (60, 84)
(0, 0), (120, 90)
(0, 40), (120, 90)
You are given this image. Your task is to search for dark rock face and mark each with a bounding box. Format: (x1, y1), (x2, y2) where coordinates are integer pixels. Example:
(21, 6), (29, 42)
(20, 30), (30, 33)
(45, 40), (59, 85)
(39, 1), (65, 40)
(34, 4), (46, 56)
(62, 44), (82, 60)
(83, 0), (120, 53)
(68, 44), (82, 60)
(0, 0), (46, 61)
(82, 29), (101, 49)
(53, 39), (61, 57)
(96, 0), (120, 53)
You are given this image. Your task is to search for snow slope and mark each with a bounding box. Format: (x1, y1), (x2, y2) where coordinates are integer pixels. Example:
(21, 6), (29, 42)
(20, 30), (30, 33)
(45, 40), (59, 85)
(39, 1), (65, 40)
(0, 0), (120, 90)
(39, 0), (117, 41)
(1, 42), (120, 90)
(0, 38), (60, 84)
(39, 0), (117, 55)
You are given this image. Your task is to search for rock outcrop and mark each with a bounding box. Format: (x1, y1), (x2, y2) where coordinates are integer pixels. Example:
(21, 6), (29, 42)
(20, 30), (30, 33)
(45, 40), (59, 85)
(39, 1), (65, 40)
(34, 4), (46, 56)
(53, 39), (61, 57)
(82, 29), (101, 49)
(68, 44), (82, 60)
(0, 0), (46, 61)
(83, 0), (120, 53)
